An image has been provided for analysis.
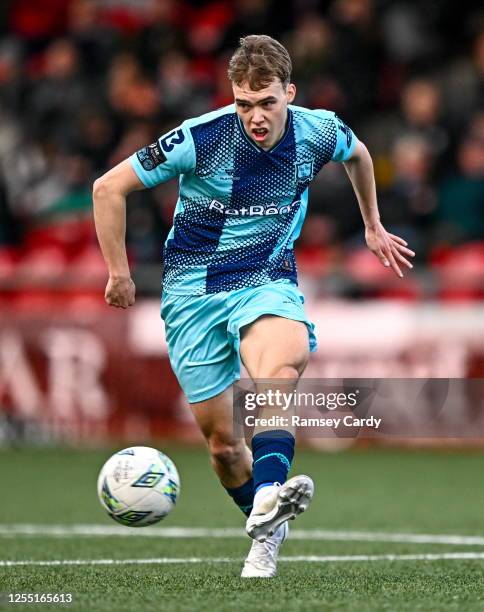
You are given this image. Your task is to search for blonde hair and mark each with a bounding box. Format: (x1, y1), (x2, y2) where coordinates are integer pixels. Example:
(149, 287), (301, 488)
(228, 35), (292, 90)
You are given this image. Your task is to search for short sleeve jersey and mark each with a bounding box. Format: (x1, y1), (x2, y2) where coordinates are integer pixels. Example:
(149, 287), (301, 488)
(130, 104), (357, 295)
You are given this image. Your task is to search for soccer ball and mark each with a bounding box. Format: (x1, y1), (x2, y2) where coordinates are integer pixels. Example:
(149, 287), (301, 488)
(97, 446), (180, 527)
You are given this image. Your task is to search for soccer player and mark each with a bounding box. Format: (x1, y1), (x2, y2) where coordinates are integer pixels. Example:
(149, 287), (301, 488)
(93, 35), (414, 577)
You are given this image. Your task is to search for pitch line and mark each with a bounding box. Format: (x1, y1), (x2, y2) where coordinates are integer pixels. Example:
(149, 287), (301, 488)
(3, 524), (484, 547)
(3, 552), (484, 567)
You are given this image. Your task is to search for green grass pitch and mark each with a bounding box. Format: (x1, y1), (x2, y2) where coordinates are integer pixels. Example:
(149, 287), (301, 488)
(2, 446), (484, 611)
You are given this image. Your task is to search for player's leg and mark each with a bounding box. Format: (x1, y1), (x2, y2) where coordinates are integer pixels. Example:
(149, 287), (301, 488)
(190, 387), (255, 516)
(236, 313), (313, 576)
(240, 314), (314, 540)
(161, 291), (255, 517)
(240, 314), (309, 381)
(241, 314), (307, 499)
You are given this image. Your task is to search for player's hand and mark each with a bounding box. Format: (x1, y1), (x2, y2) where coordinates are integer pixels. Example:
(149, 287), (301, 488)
(365, 221), (415, 278)
(105, 276), (136, 308)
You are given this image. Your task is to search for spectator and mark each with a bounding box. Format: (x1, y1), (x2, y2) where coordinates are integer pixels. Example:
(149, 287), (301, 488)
(0, 0), (482, 294)
(435, 132), (484, 246)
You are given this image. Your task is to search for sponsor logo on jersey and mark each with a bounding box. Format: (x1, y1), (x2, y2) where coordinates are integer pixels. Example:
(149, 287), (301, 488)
(219, 168), (240, 181)
(198, 168), (240, 181)
(208, 199), (300, 216)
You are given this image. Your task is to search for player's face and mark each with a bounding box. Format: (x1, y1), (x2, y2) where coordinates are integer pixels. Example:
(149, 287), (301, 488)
(233, 79), (296, 151)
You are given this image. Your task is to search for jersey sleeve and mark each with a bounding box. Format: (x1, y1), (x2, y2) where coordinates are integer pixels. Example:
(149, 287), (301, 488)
(329, 113), (357, 162)
(129, 122), (196, 188)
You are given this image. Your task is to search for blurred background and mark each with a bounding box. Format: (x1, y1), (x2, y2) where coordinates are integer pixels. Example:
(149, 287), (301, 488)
(0, 0), (483, 445)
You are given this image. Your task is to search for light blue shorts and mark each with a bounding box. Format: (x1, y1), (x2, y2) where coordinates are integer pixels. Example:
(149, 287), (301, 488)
(161, 281), (317, 403)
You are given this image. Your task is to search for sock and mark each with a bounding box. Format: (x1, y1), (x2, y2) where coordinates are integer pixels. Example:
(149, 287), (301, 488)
(251, 430), (295, 491)
(225, 477), (254, 516)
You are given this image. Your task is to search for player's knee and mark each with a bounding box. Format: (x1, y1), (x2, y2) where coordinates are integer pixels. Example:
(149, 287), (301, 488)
(208, 435), (244, 468)
(264, 364), (303, 379)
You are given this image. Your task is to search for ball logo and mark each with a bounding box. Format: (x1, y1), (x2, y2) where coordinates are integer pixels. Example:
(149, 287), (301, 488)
(113, 510), (152, 525)
(131, 466), (165, 488)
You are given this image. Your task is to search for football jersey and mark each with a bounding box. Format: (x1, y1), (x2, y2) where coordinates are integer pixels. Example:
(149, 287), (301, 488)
(129, 104), (357, 295)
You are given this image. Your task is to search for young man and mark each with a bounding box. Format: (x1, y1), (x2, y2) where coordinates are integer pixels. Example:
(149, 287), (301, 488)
(93, 35), (413, 577)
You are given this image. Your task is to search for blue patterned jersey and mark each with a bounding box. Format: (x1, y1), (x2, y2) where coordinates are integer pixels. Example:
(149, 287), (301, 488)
(129, 104), (357, 295)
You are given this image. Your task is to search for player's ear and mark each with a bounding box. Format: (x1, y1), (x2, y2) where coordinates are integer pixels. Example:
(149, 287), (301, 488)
(286, 83), (296, 104)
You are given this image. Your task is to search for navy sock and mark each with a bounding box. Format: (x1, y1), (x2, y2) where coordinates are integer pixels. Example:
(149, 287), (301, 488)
(225, 477), (254, 516)
(251, 430), (295, 491)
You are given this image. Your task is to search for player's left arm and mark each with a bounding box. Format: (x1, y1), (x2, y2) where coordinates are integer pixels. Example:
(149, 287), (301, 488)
(343, 139), (415, 278)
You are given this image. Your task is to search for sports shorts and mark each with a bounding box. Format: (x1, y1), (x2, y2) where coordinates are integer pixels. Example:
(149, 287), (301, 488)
(161, 280), (317, 403)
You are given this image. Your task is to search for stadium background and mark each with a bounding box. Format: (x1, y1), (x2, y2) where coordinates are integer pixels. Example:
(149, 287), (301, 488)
(0, 0), (483, 444)
(1, 2), (484, 610)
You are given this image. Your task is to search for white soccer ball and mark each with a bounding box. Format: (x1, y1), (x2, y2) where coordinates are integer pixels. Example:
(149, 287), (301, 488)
(97, 446), (180, 527)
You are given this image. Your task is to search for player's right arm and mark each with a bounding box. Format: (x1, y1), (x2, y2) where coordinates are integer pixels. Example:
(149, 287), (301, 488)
(92, 159), (144, 308)
(93, 123), (196, 308)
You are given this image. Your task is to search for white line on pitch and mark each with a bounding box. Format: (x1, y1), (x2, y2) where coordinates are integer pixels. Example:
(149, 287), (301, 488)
(2, 525), (484, 547)
(0, 558), (231, 567)
(3, 552), (484, 567)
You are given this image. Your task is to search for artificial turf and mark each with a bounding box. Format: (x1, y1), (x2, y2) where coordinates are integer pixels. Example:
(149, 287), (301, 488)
(1, 446), (484, 611)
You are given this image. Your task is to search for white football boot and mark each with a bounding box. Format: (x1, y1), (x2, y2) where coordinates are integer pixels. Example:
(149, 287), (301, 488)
(246, 475), (314, 542)
(241, 521), (289, 578)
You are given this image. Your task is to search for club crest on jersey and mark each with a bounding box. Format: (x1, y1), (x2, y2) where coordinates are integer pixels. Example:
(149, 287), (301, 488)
(295, 160), (314, 184)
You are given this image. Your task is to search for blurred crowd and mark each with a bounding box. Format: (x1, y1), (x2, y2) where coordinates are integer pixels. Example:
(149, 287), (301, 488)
(0, 0), (483, 301)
